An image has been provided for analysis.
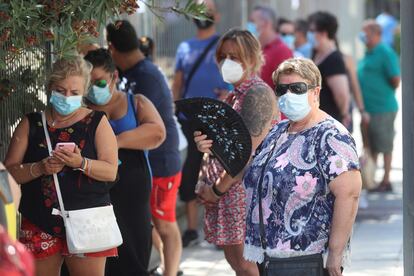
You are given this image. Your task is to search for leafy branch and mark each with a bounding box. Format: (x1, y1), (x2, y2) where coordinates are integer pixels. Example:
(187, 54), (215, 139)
(0, 0), (206, 65)
(0, 0), (206, 103)
(141, 0), (207, 21)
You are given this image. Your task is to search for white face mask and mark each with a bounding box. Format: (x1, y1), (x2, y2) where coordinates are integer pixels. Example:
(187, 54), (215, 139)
(220, 59), (244, 84)
(278, 92), (311, 122)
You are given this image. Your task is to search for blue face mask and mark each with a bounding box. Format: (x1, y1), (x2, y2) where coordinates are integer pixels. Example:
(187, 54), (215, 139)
(246, 22), (259, 37)
(307, 31), (318, 48)
(281, 34), (295, 49)
(50, 91), (83, 116)
(359, 32), (367, 44)
(87, 82), (113, 105)
(278, 92), (311, 122)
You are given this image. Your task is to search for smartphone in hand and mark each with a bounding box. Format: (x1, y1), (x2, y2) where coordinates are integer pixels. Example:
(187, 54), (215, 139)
(55, 142), (76, 152)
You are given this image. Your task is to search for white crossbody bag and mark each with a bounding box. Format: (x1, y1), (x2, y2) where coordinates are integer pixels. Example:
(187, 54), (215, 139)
(41, 112), (123, 254)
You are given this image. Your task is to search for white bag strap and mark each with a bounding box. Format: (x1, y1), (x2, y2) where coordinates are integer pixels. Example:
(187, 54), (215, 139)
(41, 112), (67, 216)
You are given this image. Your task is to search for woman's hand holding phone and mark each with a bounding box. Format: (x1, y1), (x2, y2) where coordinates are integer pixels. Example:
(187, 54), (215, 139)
(52, 143), (83, 169)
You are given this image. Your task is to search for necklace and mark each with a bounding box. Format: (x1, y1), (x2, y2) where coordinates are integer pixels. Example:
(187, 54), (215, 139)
(50, 109), (78, 127)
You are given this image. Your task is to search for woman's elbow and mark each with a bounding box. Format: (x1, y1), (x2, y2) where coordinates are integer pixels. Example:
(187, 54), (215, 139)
(108, 167), (118, 182)
(150, 124), (166, 149)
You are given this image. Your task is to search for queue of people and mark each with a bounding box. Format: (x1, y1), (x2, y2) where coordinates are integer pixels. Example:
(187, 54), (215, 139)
(1, 1), (400, 276)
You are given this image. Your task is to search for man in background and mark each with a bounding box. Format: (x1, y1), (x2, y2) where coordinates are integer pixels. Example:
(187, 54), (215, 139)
(277, 17), (296, 51)
(248, 5), (292, 89)
(358, 20), (400, 193)
(172, 0), (228, 248)
(376, 4), (398, 48)
(294, 19), (313, 58)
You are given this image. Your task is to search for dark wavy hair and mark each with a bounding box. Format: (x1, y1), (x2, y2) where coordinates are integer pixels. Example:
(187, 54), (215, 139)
(106, 20), (140, 53)
(308, 11), (338, 40)
(84, 48), (116, 73)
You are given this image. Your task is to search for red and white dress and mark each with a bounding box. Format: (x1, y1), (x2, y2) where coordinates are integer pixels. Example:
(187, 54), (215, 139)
(198, 76), (273, 245)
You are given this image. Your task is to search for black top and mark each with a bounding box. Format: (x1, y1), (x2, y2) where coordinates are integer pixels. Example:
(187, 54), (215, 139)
(317, 50), (347, 122)
(121, 58), (181, 177)
(20, 111), (114, 236)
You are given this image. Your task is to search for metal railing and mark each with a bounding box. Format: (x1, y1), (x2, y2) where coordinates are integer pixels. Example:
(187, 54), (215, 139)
(0, 44), (50, 160)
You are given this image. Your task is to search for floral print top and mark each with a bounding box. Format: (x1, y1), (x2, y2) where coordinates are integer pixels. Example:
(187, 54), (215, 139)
(20, 111), (113, 237)
(198, 75), (271, 192)
(242, 117), (360, 263)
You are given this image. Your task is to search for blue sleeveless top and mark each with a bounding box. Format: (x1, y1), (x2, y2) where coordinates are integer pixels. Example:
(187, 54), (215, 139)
(109, 93), (138, 135)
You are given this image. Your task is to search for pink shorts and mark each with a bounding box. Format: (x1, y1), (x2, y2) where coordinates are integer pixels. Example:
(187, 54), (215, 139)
(150, 172), (182, 222)
(20, 217), (118, 259)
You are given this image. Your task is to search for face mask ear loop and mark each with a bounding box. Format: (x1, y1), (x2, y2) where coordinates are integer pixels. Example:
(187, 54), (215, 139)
(108, 74), (115, 94)
(312, 88), (319, 103)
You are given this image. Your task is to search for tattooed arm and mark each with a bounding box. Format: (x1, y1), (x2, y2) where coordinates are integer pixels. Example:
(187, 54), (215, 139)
(240, 84), (278, 148)
(197, 84), (277, 202)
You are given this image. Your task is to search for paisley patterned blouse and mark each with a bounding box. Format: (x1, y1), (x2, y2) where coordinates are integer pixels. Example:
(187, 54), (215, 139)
(243, 117), (360, 263)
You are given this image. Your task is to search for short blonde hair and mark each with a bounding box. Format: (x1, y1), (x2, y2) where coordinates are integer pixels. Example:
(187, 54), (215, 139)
(363, 19), (382, 35)
(47, 55), (92, 94)
(272, 58), (322, 87)
(216, 28), (264, 75)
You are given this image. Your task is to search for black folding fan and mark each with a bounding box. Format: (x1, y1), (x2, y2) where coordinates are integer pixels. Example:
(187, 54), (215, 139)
(176, 97), (252, 177)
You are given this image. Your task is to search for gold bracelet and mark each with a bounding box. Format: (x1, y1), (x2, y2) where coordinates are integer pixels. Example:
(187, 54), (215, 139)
(83, 158), (88, 173)
(29, 163), (38, 178)
(74, 157), (86, 172)
(86, 158), (92, 175)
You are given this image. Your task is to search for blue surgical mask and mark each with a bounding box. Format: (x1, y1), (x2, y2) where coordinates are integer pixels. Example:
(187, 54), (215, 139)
(307, 31), (318, 48)
(50, 91), (83, 116)
(359, 32), (367, 44)
(281, 34), (295, 49)
(87, 83), (113, 105)
(278, 92), (311, 122)
(246, 22), (259, 37)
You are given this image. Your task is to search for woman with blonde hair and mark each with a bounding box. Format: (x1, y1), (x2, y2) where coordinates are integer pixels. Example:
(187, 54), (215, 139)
(195, 28), (278, 276)
(4, 56), (118, 276)
(242, 58), (360, 275)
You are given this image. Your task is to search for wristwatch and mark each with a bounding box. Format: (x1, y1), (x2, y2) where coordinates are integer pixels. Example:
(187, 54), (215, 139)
(212, 184), (226, 197)
(74, 157), (86, 172)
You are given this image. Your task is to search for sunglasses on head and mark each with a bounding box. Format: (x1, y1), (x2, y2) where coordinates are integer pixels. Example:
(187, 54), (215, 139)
(275, 82), (317, 97)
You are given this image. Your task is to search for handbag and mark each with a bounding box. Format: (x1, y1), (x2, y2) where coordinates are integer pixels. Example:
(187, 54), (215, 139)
(257, 140), (324, 276)
(359, 148), (377, 190)
(41, 112), (123, 254)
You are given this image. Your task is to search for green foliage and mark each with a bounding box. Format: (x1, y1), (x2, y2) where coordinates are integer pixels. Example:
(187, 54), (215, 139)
(0, 0), (206, 104)
(0, 0), (206, 63)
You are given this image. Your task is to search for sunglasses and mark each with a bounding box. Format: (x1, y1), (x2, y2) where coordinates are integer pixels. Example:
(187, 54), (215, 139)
(94, 79), (107, 88)
(275, 82), (317, 97)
